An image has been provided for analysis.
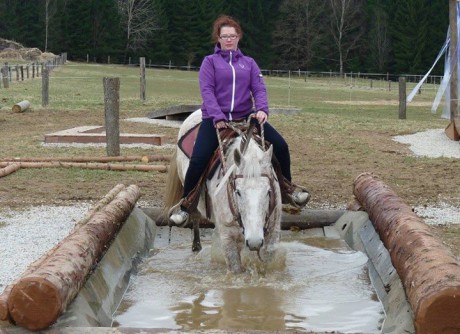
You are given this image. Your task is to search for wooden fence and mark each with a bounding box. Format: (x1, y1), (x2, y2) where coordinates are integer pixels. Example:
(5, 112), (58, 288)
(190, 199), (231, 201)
(0, 53), (67, 89)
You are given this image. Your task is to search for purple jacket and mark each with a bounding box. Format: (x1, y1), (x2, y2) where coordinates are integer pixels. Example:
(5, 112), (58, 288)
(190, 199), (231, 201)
(199, 45), (269, 124)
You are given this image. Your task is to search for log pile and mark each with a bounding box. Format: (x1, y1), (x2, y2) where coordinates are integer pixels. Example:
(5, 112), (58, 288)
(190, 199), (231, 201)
(353, 172), (460, 334)
(0, 184), (141, 331)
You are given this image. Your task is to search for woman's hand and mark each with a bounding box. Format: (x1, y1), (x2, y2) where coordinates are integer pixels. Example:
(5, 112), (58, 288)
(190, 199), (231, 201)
(215, 121), (227, 129)
(254, 111), (268, 124)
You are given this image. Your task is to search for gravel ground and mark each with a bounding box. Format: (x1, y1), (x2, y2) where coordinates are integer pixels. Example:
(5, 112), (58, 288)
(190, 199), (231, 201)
(0, 127), (459, 295)
(393, 129), (460, 159)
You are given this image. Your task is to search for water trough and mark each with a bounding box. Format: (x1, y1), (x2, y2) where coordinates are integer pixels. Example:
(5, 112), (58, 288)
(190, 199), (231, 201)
(1, 174), (459, 333)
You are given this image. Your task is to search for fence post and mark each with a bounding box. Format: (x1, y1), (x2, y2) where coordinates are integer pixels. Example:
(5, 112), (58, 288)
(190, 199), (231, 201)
(103, 77), (120, 156)
(399, 77), (406, 119)
(42, 67), (49, 107)
(140, 57), (146, 101)
(1, 66), (9, 88)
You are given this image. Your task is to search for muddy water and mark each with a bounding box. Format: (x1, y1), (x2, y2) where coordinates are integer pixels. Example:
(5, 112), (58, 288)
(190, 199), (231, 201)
(113, 227), (384, 332)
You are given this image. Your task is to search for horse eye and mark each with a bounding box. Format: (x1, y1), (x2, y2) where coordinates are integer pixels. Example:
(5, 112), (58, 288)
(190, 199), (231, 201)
(235, 189), (241, 196)
(267, 189), (271, 197)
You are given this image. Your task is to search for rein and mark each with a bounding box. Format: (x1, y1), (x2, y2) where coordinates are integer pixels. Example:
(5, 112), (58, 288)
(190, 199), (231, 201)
(216, 120), (275, 236)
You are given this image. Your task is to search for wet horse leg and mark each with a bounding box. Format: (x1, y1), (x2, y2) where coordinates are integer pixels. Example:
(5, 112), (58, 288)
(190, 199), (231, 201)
(192, 219), (202, 252)
(221, 227), (243, 273)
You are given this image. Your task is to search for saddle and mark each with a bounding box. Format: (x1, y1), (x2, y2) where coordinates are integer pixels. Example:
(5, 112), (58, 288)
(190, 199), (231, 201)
(178, 121), (305, 216)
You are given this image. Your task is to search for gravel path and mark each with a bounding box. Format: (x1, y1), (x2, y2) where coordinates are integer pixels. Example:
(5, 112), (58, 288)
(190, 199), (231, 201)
(393, 129), (460, 159)
(1, 128), (459, 295)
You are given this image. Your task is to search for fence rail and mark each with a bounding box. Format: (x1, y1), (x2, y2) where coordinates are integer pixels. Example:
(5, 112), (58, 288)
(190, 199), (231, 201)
(0, 53), (67, 88)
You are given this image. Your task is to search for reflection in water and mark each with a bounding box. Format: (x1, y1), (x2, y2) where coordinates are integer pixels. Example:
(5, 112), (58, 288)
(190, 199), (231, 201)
(112, 227), (384, 333)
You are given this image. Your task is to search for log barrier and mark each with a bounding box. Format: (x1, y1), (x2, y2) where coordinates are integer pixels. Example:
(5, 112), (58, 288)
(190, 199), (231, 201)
(141, 207), (345, 230)
(1, 185), (141, 331)
(353, 172), (460, 334)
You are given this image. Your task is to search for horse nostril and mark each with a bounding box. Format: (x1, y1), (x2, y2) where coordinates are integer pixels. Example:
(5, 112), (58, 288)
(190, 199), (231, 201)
(246, 238), (263, 251)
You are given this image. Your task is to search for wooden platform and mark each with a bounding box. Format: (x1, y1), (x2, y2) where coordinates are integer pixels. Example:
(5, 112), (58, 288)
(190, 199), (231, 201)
(45, 126), (164, 146)
(146, 104), (200, 120)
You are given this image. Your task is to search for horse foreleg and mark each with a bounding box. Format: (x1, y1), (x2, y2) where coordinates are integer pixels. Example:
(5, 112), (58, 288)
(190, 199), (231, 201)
(192, 219), (202, 252)
(221, 228), (243, 273)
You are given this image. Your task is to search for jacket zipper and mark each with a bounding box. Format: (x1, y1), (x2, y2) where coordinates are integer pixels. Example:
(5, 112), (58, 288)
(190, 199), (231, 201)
(229, 51), (236, 121)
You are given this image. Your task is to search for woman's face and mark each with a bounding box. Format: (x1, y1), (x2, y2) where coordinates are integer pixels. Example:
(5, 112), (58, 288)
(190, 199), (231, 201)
(219, 26), (239, 51)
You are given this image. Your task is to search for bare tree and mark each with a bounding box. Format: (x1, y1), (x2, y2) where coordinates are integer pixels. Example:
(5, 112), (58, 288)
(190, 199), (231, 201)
(369, 7), (391, 72)
(273, 0), (327, 70)
(328, 0), (365, 75)
(118, 0), (159, 58)
(44, 0), (57, 52)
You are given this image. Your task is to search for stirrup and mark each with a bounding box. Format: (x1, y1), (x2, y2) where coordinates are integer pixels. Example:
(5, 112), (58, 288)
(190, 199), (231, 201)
(287, 183), (311, 208)
(168, 199), (189, 227)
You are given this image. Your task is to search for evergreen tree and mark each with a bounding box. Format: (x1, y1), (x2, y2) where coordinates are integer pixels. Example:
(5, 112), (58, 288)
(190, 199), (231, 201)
(425, 0), (449, 75)
(144, 0), (171, 65)
(226, 0), (281, 68)
(364, 0), (391, 72)
(272, 0), (327, 70)
(391, 0), (430, 74)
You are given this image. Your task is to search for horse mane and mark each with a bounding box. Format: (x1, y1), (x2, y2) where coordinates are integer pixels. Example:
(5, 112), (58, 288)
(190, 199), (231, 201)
(233, 138), (267, 178)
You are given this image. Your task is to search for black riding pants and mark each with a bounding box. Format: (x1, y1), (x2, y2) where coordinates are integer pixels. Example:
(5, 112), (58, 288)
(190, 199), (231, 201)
(182, 118), (292, 198)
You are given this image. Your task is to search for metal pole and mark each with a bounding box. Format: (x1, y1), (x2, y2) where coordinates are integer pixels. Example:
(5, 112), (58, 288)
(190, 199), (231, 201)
(449, 0), (458, 122)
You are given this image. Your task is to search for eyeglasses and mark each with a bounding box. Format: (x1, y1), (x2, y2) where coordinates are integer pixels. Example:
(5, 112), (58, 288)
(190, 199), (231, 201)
(219, 35), (238, 40)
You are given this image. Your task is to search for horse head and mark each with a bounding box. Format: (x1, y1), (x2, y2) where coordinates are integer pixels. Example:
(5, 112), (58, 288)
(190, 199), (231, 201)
(233, 140), (276, 251)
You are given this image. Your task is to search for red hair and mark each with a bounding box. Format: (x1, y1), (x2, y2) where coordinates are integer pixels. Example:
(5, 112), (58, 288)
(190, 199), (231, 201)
(212, 15), (243, 43)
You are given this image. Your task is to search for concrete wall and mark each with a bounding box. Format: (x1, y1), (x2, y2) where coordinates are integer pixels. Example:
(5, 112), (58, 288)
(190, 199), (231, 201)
(54, 207), (156, 328)
(334, 211), (415, 334)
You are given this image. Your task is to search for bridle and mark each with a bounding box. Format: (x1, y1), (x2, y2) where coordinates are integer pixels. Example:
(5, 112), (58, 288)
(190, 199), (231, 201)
(216, 119), (277, 236)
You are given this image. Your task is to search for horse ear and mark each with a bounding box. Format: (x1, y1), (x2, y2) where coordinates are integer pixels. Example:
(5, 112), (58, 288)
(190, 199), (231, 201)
(265, 144), (274, 160)
(234, 148), (242, 166)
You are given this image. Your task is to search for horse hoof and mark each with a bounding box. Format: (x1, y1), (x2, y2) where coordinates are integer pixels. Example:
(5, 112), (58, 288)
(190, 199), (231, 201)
(192, 242), (202, 252)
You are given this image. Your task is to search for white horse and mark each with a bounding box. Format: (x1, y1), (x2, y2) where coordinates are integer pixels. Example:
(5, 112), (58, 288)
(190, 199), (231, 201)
(164, 110), (282, 273)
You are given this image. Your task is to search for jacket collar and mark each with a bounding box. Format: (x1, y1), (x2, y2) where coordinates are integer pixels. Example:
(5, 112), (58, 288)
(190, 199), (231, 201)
(214, 44), (243, 61)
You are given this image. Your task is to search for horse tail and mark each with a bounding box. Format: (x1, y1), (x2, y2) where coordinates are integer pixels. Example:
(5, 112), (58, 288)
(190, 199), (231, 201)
(162, 147), (183, 218)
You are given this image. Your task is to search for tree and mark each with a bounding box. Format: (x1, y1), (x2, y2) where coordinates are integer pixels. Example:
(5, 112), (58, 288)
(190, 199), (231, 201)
(118, 0), (160, 61)
(366, 0), (391, 72)
(226, 0), (281, 67)
(44, 0), (58, 52)
(272, 0), (327, 70)
(391, 0), (429, 74)
(328, 0), (366, 75)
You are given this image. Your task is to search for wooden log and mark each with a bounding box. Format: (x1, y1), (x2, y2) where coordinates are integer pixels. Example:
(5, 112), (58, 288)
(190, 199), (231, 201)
(141, 207), (344, 230)
(353, 172), (460, 334)
(11, 100), (30, 113)
(0, 184), (127, 322)
(0, 161), (168, 172)
(0, 155), (171, 163)
(73, 184), (125, 229)
(0, 163), (20, 178)
(6, 185), (141, 331)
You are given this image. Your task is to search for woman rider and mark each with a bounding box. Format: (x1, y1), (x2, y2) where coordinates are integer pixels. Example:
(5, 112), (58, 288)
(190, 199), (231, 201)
(170, 15), (310, 225)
